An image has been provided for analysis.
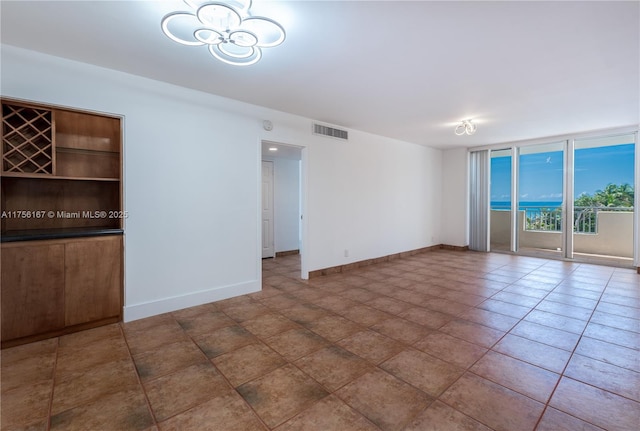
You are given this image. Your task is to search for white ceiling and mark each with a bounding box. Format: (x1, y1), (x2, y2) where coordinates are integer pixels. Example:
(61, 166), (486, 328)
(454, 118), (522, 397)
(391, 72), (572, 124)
(1, 0), (638, 149)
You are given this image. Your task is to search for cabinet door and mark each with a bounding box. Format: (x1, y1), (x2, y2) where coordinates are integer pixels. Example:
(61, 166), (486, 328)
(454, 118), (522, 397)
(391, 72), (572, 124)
(1, 243), (65, 341)
(64, 236), (122, 326)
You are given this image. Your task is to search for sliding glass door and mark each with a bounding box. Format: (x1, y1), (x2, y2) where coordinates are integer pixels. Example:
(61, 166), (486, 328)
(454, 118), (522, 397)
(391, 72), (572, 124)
(480, 130), (637, 267)
(490, 149), (513, 252)
(573, 134), (635, 263)
(516, 142), (566, 257)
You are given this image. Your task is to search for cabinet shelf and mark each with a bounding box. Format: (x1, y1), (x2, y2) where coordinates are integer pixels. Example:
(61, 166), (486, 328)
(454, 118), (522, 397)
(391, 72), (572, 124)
(1, 176), (121, 233)
(1, 171), (120, 182)
(56, 146), (119, 155)
(1, 100), (121, 180)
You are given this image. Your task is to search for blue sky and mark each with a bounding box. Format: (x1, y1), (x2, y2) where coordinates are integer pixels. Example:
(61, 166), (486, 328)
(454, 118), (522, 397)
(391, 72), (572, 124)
(491, 143), (635, 203)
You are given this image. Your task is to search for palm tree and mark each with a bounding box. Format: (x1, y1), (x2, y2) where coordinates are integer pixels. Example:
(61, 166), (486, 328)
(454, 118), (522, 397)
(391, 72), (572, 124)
(573, 183), (633, 233)
(578, 183), (634, 208)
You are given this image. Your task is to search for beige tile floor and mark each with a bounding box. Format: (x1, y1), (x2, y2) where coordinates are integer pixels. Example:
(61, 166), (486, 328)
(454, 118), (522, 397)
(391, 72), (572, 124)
(2, 249), (639, 430)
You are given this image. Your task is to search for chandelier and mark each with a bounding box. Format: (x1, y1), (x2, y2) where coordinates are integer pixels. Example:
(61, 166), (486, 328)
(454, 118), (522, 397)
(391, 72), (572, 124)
(161, 0), (286, 66)
(455, 119), (477, 136)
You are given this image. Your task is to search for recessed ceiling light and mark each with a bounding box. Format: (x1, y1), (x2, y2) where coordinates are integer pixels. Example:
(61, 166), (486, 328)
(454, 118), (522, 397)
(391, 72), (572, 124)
(269, 147), (278, 151)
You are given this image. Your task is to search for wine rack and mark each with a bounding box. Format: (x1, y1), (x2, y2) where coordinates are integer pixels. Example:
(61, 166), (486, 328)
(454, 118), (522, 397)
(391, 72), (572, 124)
(2, 103), (53, 174)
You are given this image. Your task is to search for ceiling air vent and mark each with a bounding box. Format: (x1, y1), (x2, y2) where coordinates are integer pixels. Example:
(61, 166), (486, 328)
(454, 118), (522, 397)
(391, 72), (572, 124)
(313, 123), (349, 140)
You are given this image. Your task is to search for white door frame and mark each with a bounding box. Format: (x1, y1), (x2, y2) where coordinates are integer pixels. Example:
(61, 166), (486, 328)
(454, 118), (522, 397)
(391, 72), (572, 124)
(261, 160), (275, 258)
(258, 140), (308, 279)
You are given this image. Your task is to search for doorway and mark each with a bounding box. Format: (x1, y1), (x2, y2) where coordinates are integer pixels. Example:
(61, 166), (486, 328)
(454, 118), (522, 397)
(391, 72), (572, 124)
(261, 141), (306, 278)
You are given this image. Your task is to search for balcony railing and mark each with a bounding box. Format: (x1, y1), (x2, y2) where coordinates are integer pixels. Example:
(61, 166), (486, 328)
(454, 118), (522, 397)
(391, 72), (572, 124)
(519, 206), (633, 234)
(523, 206), (562, 232)
(490, 207), (634, 258)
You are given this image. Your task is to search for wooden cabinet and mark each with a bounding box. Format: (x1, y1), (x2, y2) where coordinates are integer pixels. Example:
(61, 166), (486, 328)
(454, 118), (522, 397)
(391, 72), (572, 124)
(65, 236), (122, 326)
(1, 236), (122, 345)
(0, 242), (65, 341)
(1, 98), (123, 347)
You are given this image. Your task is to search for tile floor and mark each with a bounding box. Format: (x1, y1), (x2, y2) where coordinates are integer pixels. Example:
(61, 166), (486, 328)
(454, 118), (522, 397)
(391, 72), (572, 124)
(2, 249), (640, 430)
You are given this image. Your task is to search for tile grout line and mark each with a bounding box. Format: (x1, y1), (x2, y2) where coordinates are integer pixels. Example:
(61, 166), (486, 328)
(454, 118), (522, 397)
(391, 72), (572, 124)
(180, 316), (274, 431)
(342, 260), (547, 431)
(256, 298), (384, 428)
(45, 336), (60, 431)
(427, 260), (574, 431)
(118, 321), (161, 429)
(531, 265), (615, 431)
(417, 264), (544, 431)
(208, 294), (395, 430)
(267, 266), (419, 430)
(264, 261), (413, 430)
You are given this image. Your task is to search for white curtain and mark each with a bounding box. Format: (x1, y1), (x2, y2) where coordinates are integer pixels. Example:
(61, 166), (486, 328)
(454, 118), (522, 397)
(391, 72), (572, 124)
(469, 150), (490, 252)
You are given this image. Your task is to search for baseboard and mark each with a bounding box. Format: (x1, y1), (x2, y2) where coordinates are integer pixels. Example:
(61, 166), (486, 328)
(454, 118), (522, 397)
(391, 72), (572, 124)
(308, 244), (468, 278)
(2, 316), (120, 349)
(123, 279), (260, 322)
(276, 249), (300, 257)
(440, 244), (470, 251)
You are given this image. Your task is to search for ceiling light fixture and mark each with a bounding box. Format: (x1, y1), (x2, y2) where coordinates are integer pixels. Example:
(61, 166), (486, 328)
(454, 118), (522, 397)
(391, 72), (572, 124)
(161, 0), (286, 66)
(455, 119), (477, 136)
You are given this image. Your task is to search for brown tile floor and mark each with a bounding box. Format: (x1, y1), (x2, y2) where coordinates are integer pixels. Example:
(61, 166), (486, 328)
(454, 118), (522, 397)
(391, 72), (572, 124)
(2, 250), (640, 430)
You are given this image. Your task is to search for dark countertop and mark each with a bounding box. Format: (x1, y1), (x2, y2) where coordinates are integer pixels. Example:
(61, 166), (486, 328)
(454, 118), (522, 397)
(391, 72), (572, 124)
(1, 228), (124, 243)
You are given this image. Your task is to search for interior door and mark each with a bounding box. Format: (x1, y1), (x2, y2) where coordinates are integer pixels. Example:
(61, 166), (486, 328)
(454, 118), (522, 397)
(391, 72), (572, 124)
(262, 161), (275, 258)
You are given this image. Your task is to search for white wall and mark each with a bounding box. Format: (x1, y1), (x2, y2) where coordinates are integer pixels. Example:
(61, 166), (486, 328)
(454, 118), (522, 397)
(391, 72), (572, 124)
(304, 133), (443, 270)
(441, 148), (469, 247)
(1, 45), (445, 321)
(262, 157), (300, 253)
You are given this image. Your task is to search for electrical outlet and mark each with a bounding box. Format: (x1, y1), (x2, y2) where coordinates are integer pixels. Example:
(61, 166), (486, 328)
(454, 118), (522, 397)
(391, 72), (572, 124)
(344, 249), (349, 257)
